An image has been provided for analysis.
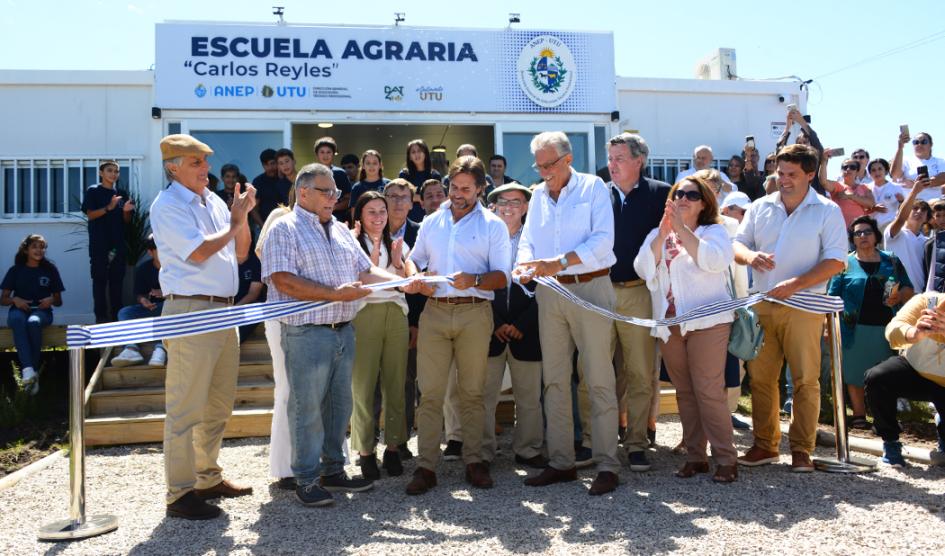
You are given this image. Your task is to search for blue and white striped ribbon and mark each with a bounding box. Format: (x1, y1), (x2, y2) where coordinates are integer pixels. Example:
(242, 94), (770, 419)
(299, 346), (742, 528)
(65, 276), (449, 349)
(532, 276), (843, 327)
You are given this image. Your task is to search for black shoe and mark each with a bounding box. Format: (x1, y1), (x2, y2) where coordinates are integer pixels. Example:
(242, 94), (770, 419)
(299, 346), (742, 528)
(731, 415), (751, 430)
(319, 472), (374, 493)
(398, 442), (414, 461)
(647, 428), (657, 448)
(295, 482), (334, 507)
(276, 477), (297, 490)
(166, 491), (222, 520)
(382, 449), (404, 476)
(618, 426), (627, 443)
(359, 454), (380, 481)
(443, 440), (463, 461)
(575, 445), (595, 469)
(514, 453), (548, 469)
(628, 450), (652, 472)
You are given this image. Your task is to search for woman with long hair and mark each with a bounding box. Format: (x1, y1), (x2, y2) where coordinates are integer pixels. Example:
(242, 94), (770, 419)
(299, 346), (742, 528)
(1, 234), (64, 395)
(349, 191), (410, 479)
(634, 176), (738, 482)
(349, 149), (391, 213)
(399, 139), (442, 221)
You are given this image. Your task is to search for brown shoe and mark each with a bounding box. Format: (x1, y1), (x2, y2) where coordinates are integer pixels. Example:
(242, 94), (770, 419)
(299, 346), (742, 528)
(405, 467), (437, 495)
(675, 461), (710, 478)
(195, 479), (253, 500)
(524, 466), (577, 486)
(588, 471), (619, 495)
(465, 462), (494, 489)
(737, 445), (779, 467)
(791, 451), (814, 473)
(166, 491), (222, 520)
(712, 464), (738, 483)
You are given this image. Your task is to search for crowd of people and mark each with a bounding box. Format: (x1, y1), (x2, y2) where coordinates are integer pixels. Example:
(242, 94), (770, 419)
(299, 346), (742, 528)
(5, 107), (945, 520)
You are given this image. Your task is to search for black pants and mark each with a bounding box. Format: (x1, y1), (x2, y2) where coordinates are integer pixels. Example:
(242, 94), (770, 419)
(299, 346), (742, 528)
(90, 251), (126, 324)
(864, 355), (945, 443)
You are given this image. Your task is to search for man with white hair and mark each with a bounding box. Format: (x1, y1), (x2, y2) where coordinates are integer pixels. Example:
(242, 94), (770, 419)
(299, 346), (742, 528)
(515, 131), (621, 496)
(676, 145), (736, 189)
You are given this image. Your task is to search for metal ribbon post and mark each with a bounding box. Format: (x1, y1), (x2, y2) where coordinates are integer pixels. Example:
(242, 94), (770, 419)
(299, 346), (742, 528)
(812, 312), (877, 473)
(38, 348), (118, 541)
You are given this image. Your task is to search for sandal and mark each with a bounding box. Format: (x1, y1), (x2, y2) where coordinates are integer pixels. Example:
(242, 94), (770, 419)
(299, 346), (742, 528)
(712, 464), (738, 483)
(849, 416), (870, 430)
(675, 461), (709, 478)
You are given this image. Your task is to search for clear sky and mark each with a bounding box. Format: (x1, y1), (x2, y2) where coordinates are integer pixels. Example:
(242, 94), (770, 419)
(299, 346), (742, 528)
(2, 0), (943, 176)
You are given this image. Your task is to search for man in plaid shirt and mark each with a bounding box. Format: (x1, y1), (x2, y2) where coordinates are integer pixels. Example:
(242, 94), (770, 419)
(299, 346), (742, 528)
(262, 163), (421, 508)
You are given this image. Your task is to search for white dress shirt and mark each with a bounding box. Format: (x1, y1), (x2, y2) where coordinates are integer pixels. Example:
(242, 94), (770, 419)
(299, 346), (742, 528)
(408, 200), (511, 299)
(634, 224), (735, 340)
(735, 186), (847, 294)
(517, 169), (616, 274)
(150, 181), (238, 297)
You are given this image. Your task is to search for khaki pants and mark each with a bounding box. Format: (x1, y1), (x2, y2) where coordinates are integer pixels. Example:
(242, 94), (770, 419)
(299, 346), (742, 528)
(537, 276), (620, 473)
(443, 361), (462, 442)
(661, 323), (736, 465)
(415, 300), (492, 469)
(481, 347), (544, 461)
(747, 302), (825, 454)
(612, 283), (657, 451)
(162, 298), (239, 504)
(350, 302), (409, 453)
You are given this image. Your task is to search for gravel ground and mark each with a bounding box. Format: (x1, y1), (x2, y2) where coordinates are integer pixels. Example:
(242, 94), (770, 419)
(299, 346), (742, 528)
(2, 416), (944, 555)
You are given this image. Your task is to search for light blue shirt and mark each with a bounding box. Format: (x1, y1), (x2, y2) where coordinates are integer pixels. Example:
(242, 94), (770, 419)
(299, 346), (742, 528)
(517, 169), (616, 274)
(150, 181), (239, 297)
(408, 200), (511, 299)
(735, 186), (847, 294)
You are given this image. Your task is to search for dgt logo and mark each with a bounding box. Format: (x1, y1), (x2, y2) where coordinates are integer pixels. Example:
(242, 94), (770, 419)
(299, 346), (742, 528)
(384, 85), (404, 101)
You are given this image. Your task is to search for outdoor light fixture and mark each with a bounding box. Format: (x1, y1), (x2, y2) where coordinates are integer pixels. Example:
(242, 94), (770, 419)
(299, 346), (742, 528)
(431, 145), (447, 153)
(317, 122), (334, 128)
(394, 13), (405, 26)
(273, 6), (285, 25)
(508, 13), (521, 25)
(151, 107), (162, 120)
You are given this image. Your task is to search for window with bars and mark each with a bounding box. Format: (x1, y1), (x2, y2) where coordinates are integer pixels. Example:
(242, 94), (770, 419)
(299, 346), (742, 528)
(0, 157), (143, 217)
(646, 157), (729, 185)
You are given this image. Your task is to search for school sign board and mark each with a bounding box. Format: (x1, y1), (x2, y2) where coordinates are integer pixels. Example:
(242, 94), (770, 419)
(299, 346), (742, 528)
(154, 23), (616, 113)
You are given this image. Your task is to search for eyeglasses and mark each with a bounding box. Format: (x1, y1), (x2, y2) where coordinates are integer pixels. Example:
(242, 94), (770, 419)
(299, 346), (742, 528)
(312, 187), (342, 200)
(852, 230), (873, 238)
(532, 153), (567, 173)
(841, 165), (859, 172)
(495, 199), (524, 207)
(914, 139), (931, 146)
(385, 194), (412, 204)
(673, 189), (703, 202)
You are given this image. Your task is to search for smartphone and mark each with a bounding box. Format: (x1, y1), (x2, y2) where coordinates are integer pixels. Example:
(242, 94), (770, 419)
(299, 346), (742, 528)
(830, 148), (845, 158)
(745, 135), (755, 149)
(918, 166), (930, 180)
(802, 114), (812, 123)
(928, 295), (938, 311)
(900, 124), (910, 137)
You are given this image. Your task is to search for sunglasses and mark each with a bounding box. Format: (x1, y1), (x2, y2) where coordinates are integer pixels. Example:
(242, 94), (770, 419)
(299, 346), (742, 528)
(841, 165), (859, 171)
(914, 139), (931, 146)
(673, 189), (703, 201)
(852, 229), (873, 238)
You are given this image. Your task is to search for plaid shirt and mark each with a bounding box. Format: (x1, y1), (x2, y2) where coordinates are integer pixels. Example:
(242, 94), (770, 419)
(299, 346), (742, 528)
(261, 204), (371, 325)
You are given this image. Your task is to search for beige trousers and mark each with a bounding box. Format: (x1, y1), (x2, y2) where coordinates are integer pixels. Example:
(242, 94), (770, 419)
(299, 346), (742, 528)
(162, 298), (239, 504)
(481, 347), (544, 461)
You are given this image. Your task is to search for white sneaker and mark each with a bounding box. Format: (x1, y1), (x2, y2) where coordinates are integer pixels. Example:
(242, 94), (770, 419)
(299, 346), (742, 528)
(21, 367), (39, 395)
(148, 346), (167, 367)
(112, 347), (144, 367)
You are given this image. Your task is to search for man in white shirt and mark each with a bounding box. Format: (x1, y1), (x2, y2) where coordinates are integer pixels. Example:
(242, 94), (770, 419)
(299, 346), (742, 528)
(515, 131), (621, 496)
(150, 134), (256, 520)
(404, 156), (511, 495)
(892, 131), (945, 202)
(884, 178), (932, 294)
(733, 144), (847, 473)
(675, 145), (736, 189)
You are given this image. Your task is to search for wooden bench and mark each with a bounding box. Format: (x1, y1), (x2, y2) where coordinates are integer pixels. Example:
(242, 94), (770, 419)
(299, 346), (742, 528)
(0, 325), (68, 350)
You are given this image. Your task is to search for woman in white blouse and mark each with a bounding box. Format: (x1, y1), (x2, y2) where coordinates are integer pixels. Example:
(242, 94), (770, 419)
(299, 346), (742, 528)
(633, 175), (738, 483)
(350, 190), (410, 481)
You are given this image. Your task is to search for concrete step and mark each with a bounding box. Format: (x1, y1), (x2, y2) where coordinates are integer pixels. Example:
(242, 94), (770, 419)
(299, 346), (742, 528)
(84, 407), (273, 446)
(88, 378), (274, 416)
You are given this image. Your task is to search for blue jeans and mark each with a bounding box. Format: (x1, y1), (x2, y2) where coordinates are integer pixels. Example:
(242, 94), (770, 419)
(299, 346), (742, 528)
(281, 322), (355, 485)
(7, 307), (53, 370)
(117, 302), (163, 350)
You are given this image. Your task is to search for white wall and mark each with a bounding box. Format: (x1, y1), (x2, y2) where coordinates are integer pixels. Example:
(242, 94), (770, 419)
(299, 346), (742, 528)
(0, 71), (159, 324)
(616, 77), (806, 162)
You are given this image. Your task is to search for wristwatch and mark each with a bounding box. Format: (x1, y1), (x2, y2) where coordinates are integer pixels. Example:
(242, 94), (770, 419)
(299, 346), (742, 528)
(474, 273), (482, 287)
(558, 255), (569, 271)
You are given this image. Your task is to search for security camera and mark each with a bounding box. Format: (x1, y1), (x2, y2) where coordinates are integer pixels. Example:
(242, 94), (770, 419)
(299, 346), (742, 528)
(778, 95), (785, 103)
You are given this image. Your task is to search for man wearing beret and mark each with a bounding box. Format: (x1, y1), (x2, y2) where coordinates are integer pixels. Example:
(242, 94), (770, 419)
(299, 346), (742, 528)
(150, 134), (257, 520)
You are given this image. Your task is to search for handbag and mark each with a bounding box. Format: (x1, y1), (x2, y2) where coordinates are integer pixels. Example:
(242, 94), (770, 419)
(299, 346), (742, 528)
(726, 268), (764, 361)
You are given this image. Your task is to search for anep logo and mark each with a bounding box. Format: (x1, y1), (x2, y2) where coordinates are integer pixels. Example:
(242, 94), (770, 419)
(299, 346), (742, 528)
(516, 35), (576, 108)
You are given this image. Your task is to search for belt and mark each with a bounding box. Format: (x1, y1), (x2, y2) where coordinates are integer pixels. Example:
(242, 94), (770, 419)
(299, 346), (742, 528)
(430, 296), (487, 305)
(166, 294), (234, 305)
(613, 279), (646, 288)
(555, 268), (610, 284)
(315, 321), (350, 329)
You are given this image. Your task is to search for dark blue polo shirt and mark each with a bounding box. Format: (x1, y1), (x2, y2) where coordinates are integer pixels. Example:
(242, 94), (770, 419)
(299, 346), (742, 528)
(610, 177), (672, 283)
(81, 184), (128, 255)
(237, 251), (265, 303)
(132, 258), (162, 302)
(1, 264), (65, 305)
(253, 173), (292, 222)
